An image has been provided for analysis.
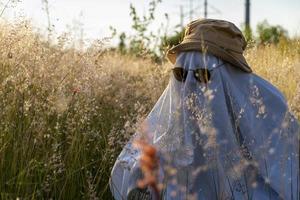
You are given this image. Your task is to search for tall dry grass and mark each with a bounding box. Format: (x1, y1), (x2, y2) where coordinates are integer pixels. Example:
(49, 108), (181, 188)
(245, 40), (300, 117)
(0, 20), (299, 199)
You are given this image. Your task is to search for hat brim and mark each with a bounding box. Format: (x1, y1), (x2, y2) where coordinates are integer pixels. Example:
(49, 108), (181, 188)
(167, 39), (252, 73)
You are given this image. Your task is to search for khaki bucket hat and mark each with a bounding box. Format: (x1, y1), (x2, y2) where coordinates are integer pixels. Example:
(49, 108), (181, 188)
(167, 18), (252, 73)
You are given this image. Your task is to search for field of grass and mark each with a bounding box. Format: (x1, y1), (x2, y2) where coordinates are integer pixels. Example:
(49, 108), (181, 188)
(0, 21), (299, 199)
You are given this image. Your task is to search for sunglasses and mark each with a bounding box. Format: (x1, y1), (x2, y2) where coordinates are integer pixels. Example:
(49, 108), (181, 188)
(172, 67), (211, 83)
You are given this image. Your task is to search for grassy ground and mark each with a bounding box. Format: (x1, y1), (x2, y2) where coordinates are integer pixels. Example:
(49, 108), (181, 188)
(0, 21), (299, 199)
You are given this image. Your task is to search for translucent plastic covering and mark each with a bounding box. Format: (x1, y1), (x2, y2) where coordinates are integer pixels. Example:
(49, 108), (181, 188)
(109, 51), (299, 200)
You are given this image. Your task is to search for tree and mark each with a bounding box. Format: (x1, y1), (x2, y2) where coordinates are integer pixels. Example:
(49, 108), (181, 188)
(256, 20), (288, 44)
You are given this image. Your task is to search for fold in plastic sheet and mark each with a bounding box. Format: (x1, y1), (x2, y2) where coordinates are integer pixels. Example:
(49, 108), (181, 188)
(109, 51), (299, 200)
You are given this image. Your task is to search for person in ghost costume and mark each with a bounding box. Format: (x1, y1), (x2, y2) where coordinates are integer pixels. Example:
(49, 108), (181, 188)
(109, 19), (299, 200)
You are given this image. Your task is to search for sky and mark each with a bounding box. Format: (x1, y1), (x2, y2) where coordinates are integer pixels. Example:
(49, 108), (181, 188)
(1, 0), (300, 44)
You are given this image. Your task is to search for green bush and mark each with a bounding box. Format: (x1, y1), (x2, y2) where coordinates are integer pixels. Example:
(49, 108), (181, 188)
(256, 20), (288, 44)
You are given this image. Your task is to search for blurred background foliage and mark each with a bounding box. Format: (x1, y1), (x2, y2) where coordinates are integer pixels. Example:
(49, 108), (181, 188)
(110, 0), (293, 63)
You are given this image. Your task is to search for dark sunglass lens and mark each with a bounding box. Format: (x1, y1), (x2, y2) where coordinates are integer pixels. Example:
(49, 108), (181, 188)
(194, 69), (211, 83)
(172, 68), (186, 82)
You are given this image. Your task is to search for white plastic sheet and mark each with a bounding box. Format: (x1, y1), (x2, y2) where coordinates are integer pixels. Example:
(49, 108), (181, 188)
(110, 51), (299, 200)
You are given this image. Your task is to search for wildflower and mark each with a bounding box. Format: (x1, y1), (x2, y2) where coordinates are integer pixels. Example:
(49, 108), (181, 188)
(72, 87), (80, 95)
(133, 139), (160, 200)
